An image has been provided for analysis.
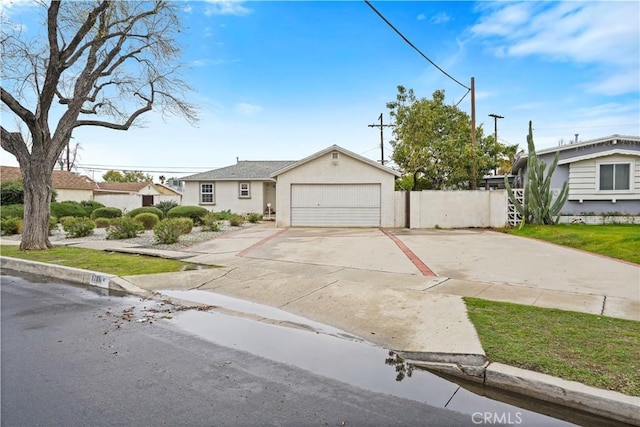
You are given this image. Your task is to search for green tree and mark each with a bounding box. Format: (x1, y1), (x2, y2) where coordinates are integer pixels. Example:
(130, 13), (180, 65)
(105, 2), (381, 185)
(1, 1), (196, 250)
(387, 86), (512, 190)
(102, 170), (153, 183)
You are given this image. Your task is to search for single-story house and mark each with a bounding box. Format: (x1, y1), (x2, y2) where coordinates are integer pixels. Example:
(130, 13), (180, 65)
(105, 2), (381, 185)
(511, 135), (640, 215)
(94, 182), (180, 212)
(0, 165), (97, 202)
(179, 145), (401, 227)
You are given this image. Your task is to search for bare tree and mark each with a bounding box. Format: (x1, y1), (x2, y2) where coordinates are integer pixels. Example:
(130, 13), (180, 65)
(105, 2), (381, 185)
(1, 1), (197, 250)
(56, 141), (82, 171)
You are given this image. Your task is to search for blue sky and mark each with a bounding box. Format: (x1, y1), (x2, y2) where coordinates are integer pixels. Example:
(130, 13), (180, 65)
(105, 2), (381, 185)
(1, 0), (639, 181)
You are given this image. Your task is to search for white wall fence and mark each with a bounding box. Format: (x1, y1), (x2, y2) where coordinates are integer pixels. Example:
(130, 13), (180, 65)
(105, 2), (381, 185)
(394, 190), (510, 229)
(394, 190), (639, 228)
(93, 194), (181, 214)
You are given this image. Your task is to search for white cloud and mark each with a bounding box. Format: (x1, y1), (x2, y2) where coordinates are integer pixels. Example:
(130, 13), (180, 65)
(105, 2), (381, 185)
(471, 2), (639, 96)
(416, 13), (426, 21)
(234, 102), (262, 116)
(430, 12), (451, 25)
(204, 0), (251, 17)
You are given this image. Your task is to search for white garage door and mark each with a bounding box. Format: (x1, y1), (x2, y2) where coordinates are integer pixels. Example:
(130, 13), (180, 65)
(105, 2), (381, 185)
(291, 184), (381, 227)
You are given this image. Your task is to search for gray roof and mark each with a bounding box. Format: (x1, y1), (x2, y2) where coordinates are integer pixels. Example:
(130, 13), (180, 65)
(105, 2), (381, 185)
(181, 160), (297, 181)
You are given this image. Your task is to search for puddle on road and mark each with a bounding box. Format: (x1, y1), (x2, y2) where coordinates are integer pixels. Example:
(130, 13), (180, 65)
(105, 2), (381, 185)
(163, 291), (575, 426)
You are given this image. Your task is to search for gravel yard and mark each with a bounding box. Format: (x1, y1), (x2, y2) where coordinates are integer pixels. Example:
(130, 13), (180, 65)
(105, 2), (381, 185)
(2, 221), (257, 252)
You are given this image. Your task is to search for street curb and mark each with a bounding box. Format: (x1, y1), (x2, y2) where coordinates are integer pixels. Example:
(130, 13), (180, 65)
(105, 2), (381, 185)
(0, 256), (152, 297)
(2, 256), (638, 425)
(411, 360), (640, 426)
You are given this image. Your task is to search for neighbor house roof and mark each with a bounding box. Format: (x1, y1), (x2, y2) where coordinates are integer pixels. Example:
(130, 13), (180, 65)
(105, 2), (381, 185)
(271, 145), (402, 177)
(0, 165), (97, 190)
(180, 160), (297, 181)
(511, 134), (640, 174)
(95, 182), (153, 193)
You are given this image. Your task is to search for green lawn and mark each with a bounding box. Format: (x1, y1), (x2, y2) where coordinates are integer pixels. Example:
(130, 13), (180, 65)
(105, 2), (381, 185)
(0, 245), (197, 276)
(465, 297), (640, 396)
(509, 224), (640, 264)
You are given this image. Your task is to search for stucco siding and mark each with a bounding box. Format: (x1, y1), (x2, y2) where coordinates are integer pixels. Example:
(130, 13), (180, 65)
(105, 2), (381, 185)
(182, 180), (267, 214)
(274, 153), (396, 227)
(55, 189), (94, 203)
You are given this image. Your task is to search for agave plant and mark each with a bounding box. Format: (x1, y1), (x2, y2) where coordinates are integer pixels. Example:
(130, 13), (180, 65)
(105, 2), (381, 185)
(505, 121), (568, 226)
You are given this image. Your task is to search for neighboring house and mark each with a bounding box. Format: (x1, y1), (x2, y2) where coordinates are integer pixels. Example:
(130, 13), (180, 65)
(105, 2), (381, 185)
(271, 145), (401, 227)
(511, 135), (640, 215)
(0, 165), (97, 202)
(94, 182), (180, 212)
(180, 160), (297, 215)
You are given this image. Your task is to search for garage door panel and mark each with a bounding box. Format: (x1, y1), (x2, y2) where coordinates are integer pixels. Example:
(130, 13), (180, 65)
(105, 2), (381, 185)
(291, 207), (380, 227)
(291, 184), (381, 227)
(291, 184), (379, 208)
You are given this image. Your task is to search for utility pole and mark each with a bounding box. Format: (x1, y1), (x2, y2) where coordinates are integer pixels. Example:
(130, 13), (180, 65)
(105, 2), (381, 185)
(488, 113), (504, 176)
(470, 77), (477, 189)
(488, 113), (504, 144)
(368, 113), (394, 165)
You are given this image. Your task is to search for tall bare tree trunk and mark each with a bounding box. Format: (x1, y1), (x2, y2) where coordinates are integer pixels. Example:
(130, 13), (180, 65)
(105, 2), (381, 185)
(19, 153), (54, 250)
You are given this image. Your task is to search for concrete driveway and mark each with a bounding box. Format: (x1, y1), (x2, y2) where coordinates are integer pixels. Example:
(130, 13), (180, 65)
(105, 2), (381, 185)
(183, 224), (639, 321)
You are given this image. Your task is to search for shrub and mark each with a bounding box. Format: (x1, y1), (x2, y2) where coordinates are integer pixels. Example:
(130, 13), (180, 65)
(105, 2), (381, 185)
(201, 212), (220, 232)
(0, 180), (24, 205)
(0, 204), (24, 219)
(80, 200), (105, 216)
(62, 217), (95, 238)
(154, 200), (179, 218)
(228, 213), (245, 227)
(134, 212), (160, 230)
(90, 207), (122, 220)
(126, 206), (163, 220)
(167, 205), (208, 225)
(106, 217), (143, 240)
(1, 217), (20, 235)
(247, 213), (262, 223)
(153, 218), (187, 244)
(175, 217), (193, 234)
(59, 216), (76, 227)
(50, 201), (87, 218)
(49, 216), (58, 234)
(211, 209), (232, 220)
(94, 218), (111, 228)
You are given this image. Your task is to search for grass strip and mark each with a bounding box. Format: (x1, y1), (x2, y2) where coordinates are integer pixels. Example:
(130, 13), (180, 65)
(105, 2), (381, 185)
(465, 297), (640, 396)
(0, 245), (195, 276)
(508, 224), (640, 264)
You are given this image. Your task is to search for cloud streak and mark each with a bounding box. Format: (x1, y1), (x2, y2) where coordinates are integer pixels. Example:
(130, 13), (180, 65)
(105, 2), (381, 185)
(471, 2), (639, 95)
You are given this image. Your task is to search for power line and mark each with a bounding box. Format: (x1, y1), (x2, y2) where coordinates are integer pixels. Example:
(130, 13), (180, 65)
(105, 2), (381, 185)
(364, 0), (470, 91)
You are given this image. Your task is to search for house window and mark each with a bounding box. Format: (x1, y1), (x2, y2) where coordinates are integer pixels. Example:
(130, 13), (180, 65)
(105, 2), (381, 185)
(331, 151), (339, 160)
(200, 183), (214, 204)
(239, 182), (251, 198)
(599, 164), (630, 191)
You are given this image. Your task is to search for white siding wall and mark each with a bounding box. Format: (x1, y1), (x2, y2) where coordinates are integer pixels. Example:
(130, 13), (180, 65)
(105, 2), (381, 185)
(275, 153), (396, 227)
(569, 154), (640, 201)
(55, 189), (94, 203)
(94, 194), (144, 212)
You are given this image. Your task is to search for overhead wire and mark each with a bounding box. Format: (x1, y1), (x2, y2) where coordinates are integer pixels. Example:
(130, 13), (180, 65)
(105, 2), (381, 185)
(364, 0), (470, 92)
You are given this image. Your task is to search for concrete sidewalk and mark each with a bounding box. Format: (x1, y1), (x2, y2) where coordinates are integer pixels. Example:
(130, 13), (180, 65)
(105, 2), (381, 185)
(2, 223), (639, 424)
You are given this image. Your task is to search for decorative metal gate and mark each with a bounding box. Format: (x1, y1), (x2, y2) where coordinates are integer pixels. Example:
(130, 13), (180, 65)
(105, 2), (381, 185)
(507, 189), (524, 227)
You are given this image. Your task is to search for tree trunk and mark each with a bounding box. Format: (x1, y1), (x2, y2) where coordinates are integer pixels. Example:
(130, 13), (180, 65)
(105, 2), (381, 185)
(20, 161), (53, 250)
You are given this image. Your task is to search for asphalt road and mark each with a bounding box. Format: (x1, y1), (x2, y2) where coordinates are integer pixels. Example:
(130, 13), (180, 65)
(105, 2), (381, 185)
(1, 271), (476, 427)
